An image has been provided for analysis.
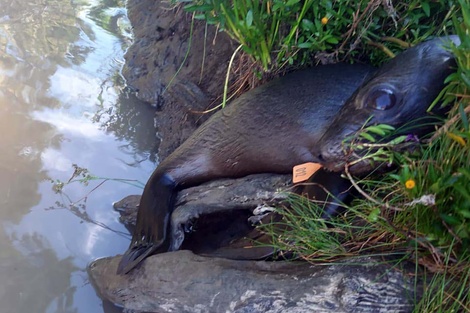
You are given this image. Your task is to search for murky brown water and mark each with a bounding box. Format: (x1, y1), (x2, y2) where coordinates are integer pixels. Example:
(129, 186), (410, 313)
(0, 1), (157, 312)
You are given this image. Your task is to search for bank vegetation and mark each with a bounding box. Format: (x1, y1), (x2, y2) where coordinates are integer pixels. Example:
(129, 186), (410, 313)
(173, 0), (469, 311)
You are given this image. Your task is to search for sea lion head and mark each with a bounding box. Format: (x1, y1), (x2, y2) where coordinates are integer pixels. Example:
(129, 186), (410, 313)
(316, 36), (460, 175)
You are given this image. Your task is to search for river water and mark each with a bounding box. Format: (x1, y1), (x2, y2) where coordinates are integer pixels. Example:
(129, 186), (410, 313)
(0, 0), (158, 312)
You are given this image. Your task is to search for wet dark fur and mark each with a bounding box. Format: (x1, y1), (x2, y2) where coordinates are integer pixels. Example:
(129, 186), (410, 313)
(118, 36), (458, 274)
(316, 36), (459, 173)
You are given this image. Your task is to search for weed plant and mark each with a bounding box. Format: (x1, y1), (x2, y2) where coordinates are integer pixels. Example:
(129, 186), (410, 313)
(175, 0), (456, 70)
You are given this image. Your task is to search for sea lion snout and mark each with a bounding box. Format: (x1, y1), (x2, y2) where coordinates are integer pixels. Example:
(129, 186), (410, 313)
(315, 36), (459, 174)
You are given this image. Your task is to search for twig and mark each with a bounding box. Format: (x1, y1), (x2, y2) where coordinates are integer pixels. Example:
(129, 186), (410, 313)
(367, 41), (396, 58)
(427, 103), (470, 142)
(344, 164), (404, 212)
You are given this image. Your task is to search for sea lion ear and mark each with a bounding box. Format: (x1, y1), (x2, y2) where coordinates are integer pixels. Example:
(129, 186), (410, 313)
(364, 86), (397, 111)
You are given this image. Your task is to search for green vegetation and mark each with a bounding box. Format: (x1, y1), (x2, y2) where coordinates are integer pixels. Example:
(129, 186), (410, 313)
(174, 0), (469, 311)
(176, 0), (456, 70)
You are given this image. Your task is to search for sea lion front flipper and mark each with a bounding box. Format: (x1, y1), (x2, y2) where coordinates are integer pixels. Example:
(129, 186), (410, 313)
(297, 168), (355, 218)
(117, 173), (177, 274)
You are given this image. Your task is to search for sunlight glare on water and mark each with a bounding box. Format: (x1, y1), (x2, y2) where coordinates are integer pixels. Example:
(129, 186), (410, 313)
(0, 0), (157, 312)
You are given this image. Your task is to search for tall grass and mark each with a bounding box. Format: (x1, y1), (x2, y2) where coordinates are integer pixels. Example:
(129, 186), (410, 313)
(176, 0), (455, 70)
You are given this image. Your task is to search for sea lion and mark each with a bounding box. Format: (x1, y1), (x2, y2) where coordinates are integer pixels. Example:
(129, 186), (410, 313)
(117, 64), (373, 274)
(316, 36), (460, 173)
(117, 36), (458, 274)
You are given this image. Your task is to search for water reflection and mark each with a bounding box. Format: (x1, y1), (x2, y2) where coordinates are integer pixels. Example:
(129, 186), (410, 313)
(0, 0), (155, 312)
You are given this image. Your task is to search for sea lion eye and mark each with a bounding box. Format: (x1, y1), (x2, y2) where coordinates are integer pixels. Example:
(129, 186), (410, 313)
(366, 88), (396, 110)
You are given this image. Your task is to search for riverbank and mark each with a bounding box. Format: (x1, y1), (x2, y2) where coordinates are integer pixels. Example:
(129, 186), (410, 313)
(89, 1), (420, 311)
(121, 0), (236, 160)
(106, 1), (470, 312)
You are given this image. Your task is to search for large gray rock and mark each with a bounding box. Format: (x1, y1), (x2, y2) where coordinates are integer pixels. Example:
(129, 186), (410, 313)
(113, 173), (291, 231)
(89, 250), (419, 313)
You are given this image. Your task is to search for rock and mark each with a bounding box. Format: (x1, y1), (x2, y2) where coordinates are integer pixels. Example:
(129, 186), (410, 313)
(123, 0), (234, 106)
(106, 173), (421, 313)
(88, 250), (420, 313)
(113, 194), (141, 230)
(114, 173), (291, 256)
(113, 173), (291, 231)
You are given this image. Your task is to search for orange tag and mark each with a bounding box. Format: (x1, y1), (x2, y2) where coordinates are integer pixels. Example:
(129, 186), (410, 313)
(292, 162), (322, 183)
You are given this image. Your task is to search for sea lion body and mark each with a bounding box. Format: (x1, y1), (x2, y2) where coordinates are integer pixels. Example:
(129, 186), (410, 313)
(118, 36), (458, 274)
(118, 64), (373, 273)
(159, 64), (374, 184)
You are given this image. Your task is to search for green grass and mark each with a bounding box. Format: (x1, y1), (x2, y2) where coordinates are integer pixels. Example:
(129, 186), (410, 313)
(175, 0), (456, 71)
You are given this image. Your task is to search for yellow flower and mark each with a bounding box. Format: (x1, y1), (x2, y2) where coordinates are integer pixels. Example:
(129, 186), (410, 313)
(321, 17), (329, 25)
(405, 179), (416, 189)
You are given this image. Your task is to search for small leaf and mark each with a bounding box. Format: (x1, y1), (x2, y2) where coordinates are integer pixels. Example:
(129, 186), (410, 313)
(298, 42), (313, 48)
(446, 132), (466, 146)
(422, 2), (431, 17)
(365, 126), (386, 136)
(359, 132), (376, 142)
(246, 10), (253, 27)
(368, 208), (381, 222)
(458, 210), (470, 218)
(184, 4), (213, 12)
(377, 124), (396, 131)
(325, 36), (339, 44)
(444, 174), (461, 186)
(440, 214), (460, 225)
(301, 19), (315, 32)
(430, 181), (440, 193)
(388, 135), (406, 145)
(444, 72), (459, 84)
(286, 0), (301, 6)
(459, 168), (470, 180)
(461, 72), (470, 88)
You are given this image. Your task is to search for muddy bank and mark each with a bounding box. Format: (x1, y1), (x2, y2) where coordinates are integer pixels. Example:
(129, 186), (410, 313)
(122, 0), (236, 159)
